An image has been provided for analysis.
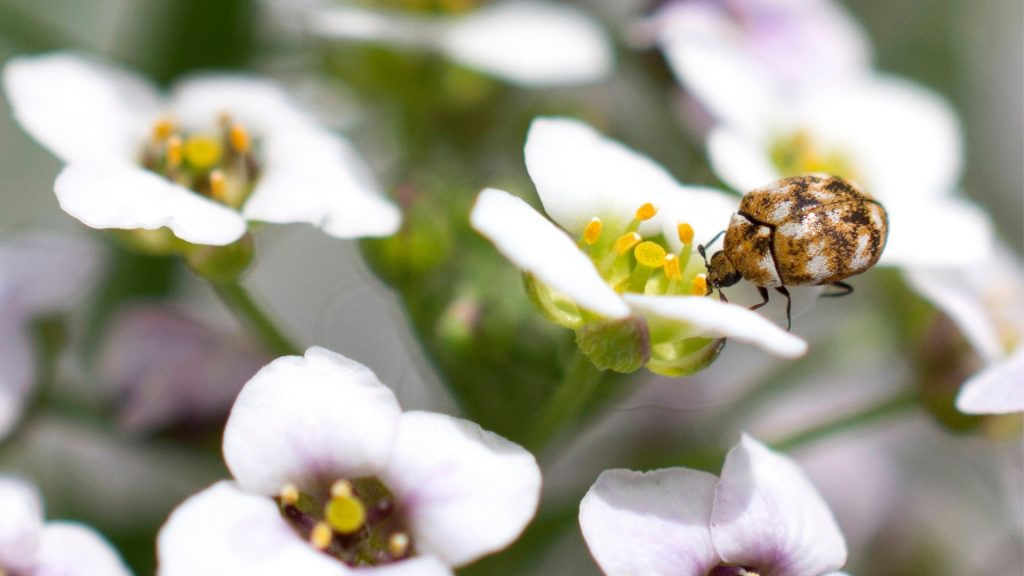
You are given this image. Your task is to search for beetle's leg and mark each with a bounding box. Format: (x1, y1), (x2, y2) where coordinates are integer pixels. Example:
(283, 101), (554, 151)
(717, 288), (729, 303)
(822, 281), (854, 298)
(749, 286), (770, 311)
(775, 286), (792, 331)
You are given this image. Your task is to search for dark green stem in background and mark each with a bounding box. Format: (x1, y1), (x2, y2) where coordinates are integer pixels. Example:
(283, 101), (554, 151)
(211, 281), (301, 357)
(525, 350), (606, 450)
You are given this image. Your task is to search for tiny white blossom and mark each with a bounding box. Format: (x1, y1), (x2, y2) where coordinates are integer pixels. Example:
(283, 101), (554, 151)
(0, 476), (132, 576)
(157, 347), (541, 575)
(471, 117), (806, 374)
(3, 52), (400, 247)
(579, 434), (847, 576)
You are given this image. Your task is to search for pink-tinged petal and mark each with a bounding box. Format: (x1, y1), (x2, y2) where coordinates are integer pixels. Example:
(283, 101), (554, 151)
(223, 347), (401, 496)
(524, 118), (683, 235)
(243, 127), (401, 238)
(0, 317), (32, 439)
(956, 349), (1024, 415)
(382, 411), (541, 567)
(54, 164), (247, 246)
(35, 522), (132, 576)
(879, 197), (993, 269)
(0, 476), (43, 573)
(157, 481), (347, 576)
(711, 435), (847, 575)
(440, 2), (613, 87)
(579, 468), (720, 576)
(3, 52), (160, 164)
(470, 188), (629, 319)
(0, 232), (101, 315)
(170, 74), (313, 136)
(624, 295), (807, 358)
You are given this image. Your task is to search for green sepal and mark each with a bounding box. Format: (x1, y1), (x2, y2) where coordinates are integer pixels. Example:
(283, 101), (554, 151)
(184, 233), (254, 283)
(111, 227), (192, 256)
(523, 273), (584, 329)
(575, 316), (650, 373)
(646, 337), (725, 377)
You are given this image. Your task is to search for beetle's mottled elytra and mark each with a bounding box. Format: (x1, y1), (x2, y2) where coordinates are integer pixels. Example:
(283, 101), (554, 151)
(699, 174), (888, 329)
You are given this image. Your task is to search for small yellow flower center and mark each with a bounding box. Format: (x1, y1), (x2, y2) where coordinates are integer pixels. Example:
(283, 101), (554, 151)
(634, 241), (666, 268)
(184, 136), (223, 170)
(770, 129), (858, 181)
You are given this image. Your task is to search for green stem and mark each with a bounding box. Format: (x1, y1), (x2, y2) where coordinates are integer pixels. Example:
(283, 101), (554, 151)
(770, 390), (919, 452)
(211, 281), (302, 357)
(525, 350), (605, 450)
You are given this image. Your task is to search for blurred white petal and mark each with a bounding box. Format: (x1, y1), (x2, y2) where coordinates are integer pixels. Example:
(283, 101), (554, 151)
(0, 476), (42, 573)
(36, 522), (132, 576)
(706, 127), (779, 193)
(880, 197), (993, 269)
(956, 349), (1024, 415)
(170, 74), (314, 135)
(658, 186), (740, 253)
(0, 232), (101, 315)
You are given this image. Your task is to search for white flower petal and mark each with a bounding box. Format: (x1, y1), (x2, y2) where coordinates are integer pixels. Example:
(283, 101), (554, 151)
(158, 481), (346, 576)
(0, 317), (32, 439)
(312, 5), (437, 48)
(879, 197), (993, 269)
(243, 128), (401, 238)
(579, 468), (720, 576)
(383, 411), (541, 567)
(657, 186), (740, 253)
(624, 294), (807, 358)
(524, 117), (683, 234)
(170, 74), (313, 136)
(956, 349), (1024, 415)
(441, 2), (613, 87)
(3, 52), (160, 163)
(0, 232), (101, 315)
(711, 435), (847, 575)
(350, 556), (452, 576)
(706, 127), (780, 194)
(54, 164), (247, 246)
(36, 522), (131, 576)
(470, 188), (629, 319)
(0, 476), (43, 573)
(223, 347), (402, 496)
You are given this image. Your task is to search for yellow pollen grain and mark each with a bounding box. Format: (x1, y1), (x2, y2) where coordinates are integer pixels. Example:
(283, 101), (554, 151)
(166, 135), (183, 169)
(634, 241), (667, 268)
(388, 532), (410, 557)
(152, 118), (175, 141)
(664, 253), (682, 280)
(229, 123), (251, 153)
(310, 522), (334, 550)
(634, 202), (658, 222)
(677, 222), (694, 245)
(325, 494), (366, 535)
(184, 136), (223, 170)
(614, 232), (642, 256)
(279, 484), (300, 506)
(209, 170), (227, 200)
(330, 479), (353, 499)
(582, 217), (603, 245)
(691, 274), (708, 296)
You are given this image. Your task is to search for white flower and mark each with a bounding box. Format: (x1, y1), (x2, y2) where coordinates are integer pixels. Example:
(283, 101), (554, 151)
(298, 1), (613, 87)
(579, 434), (847, 576)
(470, 117), (806, 374)
(0, 476), (132, 576)
(0, 232), (100, 440)
(157, 347), (541, 575)
(3, 52), (401, 247)
(905, 244), (1024, 414)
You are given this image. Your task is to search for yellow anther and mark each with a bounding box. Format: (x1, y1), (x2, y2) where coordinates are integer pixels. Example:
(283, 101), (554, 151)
(152, 118), (176, 141)
(691, 274), (709, 296)
(677, 222), (694, 245)
(184, 136), (223, 170)
(166, 135), (183, 169)
(664, 253), (682, 281)
(325, 492), (366, 535)
(330, 479), (353, 499)
(388, 532), (410, 557)
(634, 203), (658, 222)
(209, 169), (227, 200)
(614, 232), (642, 256)
(310, 522), (334, 550)
(582, 217), (603, 245)
(229, 123), (251, 154)
(634, 241), (667, 268)
(279, 484), (300, 506)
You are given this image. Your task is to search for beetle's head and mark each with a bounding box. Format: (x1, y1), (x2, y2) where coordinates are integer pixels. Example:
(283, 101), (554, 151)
(698, 244), (741, 296)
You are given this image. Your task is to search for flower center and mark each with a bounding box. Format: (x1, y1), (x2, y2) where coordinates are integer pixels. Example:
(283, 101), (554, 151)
(141, 116), (261, 210)
(770, 129), (858, 181)
(357, 0), (485, 15)
(277, 478), (413, 566)
(579, 202), (708, 298)
(707, 565), (761, 576)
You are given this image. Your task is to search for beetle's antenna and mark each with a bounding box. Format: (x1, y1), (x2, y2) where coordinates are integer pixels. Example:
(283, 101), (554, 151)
(703, 230), (725, 250)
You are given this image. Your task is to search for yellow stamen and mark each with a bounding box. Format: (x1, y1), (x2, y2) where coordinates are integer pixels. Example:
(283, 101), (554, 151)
(209, 169), (227, 200)
(634, 241), (667, 268)
(614, 232), (642, 256)
(229, 123), (251, 153)
(634, 202), (658, 222)
(388, 532), (410, 557)
(691, 274), (708, 296)
(310, 522), (334, 550)
(582, 217), (603, 245)
(330, 479), (353, 499)
(166, 135), (183, 169)
(677, 222), (694, 245)
(152, 118), (175, 141)
(664, 253), (682, 281)
(184, 136), (223, 170)
(324, 492), (366, 535)
(279, 484), (300, 506)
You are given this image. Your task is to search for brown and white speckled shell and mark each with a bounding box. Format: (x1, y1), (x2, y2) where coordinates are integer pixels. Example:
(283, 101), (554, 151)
(723, 174), (888, 287)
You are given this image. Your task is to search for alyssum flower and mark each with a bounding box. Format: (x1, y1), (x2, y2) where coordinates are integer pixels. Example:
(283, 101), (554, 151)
(157, 347), (541, 575)
(3, 52), (400, 251)
(579, 434), (848, 576)
(471, 117), (806, 375)
(0, 476), (131, 576)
